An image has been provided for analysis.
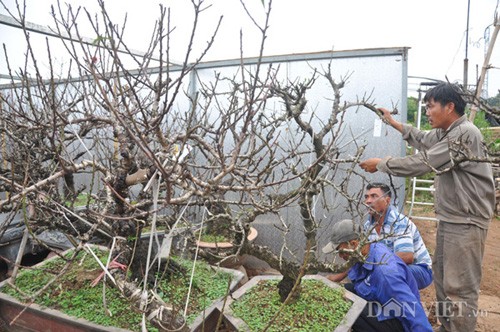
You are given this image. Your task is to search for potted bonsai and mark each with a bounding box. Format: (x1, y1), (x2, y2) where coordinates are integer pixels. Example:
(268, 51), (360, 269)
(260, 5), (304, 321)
(0, 0), (405, 330)
(191, 274), (366, 332)
(194, 201), (258, 257)
(0, 245), (244, 331)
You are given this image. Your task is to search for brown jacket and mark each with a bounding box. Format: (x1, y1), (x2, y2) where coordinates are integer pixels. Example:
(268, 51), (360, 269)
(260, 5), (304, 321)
(377, 115), (495, 229)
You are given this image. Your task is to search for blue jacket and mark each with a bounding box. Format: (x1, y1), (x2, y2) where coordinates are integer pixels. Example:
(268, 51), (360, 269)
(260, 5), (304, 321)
(348, 243), (432, 332)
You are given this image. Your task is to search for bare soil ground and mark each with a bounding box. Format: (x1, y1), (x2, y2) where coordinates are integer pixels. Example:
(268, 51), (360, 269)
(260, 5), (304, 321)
(413, 211), (500, 331)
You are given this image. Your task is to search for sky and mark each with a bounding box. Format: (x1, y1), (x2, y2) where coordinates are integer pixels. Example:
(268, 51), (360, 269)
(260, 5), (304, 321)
(0, 0), (499, 98)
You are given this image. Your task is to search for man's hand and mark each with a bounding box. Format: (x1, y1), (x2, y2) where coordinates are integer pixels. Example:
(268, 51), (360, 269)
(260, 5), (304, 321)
(396, 252), (415, 265)
(377, 107), (393, 123)
(326, 271), (348, 283)
(359, 158), (382, 173)
(378, 107), (403, 133)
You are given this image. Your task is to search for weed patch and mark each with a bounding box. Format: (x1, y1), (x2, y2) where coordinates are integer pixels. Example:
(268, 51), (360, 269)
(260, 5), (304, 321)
(230, 279), (352, 331)
(4, 248), (233, 330)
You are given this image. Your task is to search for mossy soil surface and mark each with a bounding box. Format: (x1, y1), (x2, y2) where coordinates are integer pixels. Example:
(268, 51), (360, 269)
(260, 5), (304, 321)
(230, 279), (352, 332)
(3, 248), (233, 331)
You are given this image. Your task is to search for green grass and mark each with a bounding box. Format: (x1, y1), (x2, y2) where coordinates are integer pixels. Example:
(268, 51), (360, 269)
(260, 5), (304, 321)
(198, 233), (228, 243)
(193, 228), (229, 243)
(63, 192), (95, 208)
(4, 248), (234, 330)
(230, 279), (352, 331)
(158, 258), (234, 324)
(74, 193), (95, 206)
(4, 249), (145, 330)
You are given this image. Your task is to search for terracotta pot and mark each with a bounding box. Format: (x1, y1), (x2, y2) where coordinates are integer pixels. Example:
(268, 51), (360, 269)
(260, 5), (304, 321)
(196, 227), (258, 249)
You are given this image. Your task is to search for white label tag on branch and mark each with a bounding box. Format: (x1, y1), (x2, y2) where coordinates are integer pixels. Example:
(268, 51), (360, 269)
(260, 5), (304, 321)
(158, 235), (172, 259)
(373, 119), (382, 137)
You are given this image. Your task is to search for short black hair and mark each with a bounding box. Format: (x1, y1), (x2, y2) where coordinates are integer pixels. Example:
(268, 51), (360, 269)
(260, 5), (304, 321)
(366, 182), (392, 198)
(423, 82), (466, 116)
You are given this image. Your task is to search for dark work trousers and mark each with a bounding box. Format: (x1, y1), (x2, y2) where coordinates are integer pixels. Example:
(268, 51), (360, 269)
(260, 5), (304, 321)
(344, 283), (404, 332)
(433, 221), (487, 332)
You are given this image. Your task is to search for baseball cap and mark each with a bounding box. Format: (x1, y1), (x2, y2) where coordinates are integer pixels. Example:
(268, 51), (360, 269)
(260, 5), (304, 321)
(322, 219), (361, 254)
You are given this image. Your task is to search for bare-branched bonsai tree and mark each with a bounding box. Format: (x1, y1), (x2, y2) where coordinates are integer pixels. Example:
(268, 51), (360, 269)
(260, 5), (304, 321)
(5, 0), (493, 330)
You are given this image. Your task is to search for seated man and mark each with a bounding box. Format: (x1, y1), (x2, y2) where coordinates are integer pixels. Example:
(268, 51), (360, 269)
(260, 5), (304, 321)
(363, 182), (432, 289)
(322, 219), (433, 332)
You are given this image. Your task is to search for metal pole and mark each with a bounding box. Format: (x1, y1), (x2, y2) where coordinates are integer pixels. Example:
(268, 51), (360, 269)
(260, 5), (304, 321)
(463, 0), (471, 89)
(469, 15), (500, 122)
(0, 13), (165, 63)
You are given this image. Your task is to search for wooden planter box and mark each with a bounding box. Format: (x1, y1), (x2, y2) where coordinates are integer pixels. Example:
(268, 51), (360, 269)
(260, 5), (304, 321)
(191, 275), (366, 332)
(0, 247), (244, 332)
(0, 296), (129, 332)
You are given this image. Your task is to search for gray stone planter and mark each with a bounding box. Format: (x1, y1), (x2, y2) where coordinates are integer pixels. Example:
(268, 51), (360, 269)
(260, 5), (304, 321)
(191, 275), (366, 332)
(0, 247), (245, 332)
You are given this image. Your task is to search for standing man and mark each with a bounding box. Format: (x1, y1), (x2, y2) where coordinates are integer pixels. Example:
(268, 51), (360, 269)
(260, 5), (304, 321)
(359, 82), (495, 332)
(364, 182), (433, 290)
